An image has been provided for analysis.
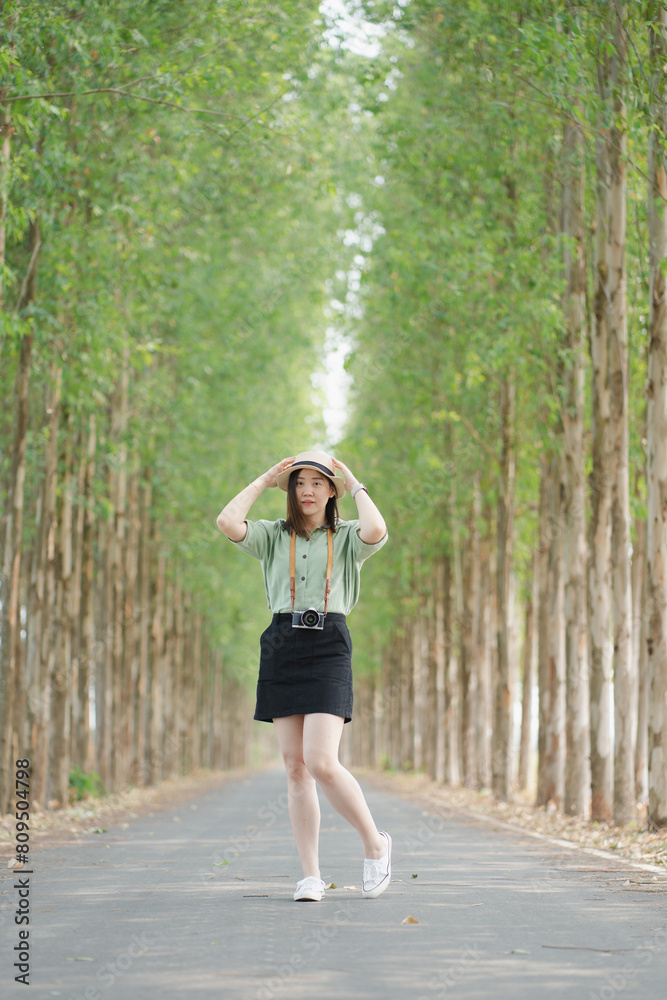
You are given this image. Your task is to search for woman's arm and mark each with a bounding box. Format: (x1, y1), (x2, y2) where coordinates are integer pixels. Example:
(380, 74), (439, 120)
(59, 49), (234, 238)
(331, 457), (387, 545)
(216, 456), (296, 542)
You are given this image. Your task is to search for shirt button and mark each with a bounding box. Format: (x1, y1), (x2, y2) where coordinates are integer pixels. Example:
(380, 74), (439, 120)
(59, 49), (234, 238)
(302, 554), (307, 559)
(301, 576), (305, 581)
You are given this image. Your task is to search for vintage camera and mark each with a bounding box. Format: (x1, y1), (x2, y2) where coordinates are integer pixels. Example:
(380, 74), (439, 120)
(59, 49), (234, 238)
(292, 607), (325, 630)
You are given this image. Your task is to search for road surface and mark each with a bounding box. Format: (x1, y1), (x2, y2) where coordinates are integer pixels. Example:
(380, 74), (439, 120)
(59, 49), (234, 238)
(1, 766), (665, 999)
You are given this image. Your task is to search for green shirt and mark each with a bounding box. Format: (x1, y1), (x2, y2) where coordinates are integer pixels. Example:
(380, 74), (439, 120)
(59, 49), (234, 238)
(229, 518), (388, 615)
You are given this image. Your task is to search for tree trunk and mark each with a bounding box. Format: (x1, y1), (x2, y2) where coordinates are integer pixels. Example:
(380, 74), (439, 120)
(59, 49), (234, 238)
(461, 480), (480, 786)
(47, 427), (74, 807)
(518, 549), (537, 793)
(433, 558), (446, 782)
(0, 106), (11, 326)
(608, 1), (636, 826)
(110, 347), (130, 789)
(76, 414), (96, 772)
(476, 523), (493, 789)
(561, 100), (591, 818)
(633, 515), (648, 803)
(133, 471), (151, 786)
(646, 4), (667, 829)
(122, 457), (140, 785)
(589, 68), (614, 821)
(493, 373), (516, 801)
(0, 218), (40, 812)
(442, 552), (460, 786)
(30, 365), (61, 808)
(537, 453), (566, 808)
(148, 545), (167, 784)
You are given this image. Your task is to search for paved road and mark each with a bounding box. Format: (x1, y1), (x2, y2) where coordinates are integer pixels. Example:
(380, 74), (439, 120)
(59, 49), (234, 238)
(1, 766), (665, 1000)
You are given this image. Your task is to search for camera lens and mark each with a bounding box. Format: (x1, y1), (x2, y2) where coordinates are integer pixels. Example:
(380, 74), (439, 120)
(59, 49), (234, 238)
(301, 609), (319, 628)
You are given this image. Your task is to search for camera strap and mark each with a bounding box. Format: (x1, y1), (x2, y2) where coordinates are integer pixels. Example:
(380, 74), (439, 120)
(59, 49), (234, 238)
(290, 528), (334, 615)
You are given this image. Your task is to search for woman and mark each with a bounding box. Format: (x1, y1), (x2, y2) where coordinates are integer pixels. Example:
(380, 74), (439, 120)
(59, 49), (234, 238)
(217, 451), (391, 902)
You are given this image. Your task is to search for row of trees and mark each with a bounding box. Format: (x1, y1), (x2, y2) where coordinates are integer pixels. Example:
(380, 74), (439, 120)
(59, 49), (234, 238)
(0, 1), (357, 812)
(2, 0), (666, 835)
(338, 0), (667, 828)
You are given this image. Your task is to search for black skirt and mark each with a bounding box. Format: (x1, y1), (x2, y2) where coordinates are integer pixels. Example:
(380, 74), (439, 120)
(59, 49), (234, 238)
(254, 613), (353, 724)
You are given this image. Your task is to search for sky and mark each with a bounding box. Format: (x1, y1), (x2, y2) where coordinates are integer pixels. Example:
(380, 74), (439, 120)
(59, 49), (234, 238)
(313, 0), (385, 449)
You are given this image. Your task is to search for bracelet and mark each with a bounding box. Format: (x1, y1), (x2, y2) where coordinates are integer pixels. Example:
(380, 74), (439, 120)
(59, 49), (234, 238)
(350, 482), (368, 499)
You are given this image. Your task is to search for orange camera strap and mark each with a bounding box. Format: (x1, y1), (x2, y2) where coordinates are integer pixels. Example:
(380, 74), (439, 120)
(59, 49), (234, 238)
(290, 528), (334, 615)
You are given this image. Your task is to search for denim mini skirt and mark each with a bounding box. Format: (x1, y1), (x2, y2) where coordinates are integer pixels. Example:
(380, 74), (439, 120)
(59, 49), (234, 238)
(254, 612), (353, 724)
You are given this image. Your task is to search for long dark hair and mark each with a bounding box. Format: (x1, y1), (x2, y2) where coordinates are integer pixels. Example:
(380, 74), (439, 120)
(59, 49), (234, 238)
(282, 469), (339, 539)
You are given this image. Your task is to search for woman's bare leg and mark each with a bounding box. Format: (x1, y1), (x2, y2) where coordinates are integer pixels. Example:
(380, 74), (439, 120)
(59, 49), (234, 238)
(302, 713), (386, 859)
(273, 715), (321, 878)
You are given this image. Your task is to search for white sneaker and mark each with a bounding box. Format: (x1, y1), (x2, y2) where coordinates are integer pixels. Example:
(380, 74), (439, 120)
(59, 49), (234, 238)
(294, 876), (326, 902)
(362, 831), (392, 898)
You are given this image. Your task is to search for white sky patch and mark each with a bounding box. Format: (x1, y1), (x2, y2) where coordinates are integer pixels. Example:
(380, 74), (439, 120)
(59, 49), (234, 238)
(316, 1), (391, 446)
(319, 0), (386, 57)
(311, 327), (354, 448)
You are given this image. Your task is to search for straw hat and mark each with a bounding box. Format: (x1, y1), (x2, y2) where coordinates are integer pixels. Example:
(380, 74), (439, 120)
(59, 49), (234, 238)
(275, 451), (346, 499)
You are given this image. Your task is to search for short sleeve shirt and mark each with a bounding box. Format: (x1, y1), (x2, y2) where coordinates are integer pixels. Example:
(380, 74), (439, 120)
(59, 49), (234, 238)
(228, 518), (388, 615)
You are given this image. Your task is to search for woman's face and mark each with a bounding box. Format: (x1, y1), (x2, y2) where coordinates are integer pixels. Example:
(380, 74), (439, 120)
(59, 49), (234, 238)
(294, 469), (335, 521)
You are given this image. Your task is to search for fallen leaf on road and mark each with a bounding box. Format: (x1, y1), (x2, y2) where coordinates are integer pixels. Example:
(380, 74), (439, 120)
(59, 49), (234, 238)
(411, 874), (418, 878)
(402, 916), (419, 924)
(343, 885), (357, 890)
(326, 882), (336, 889)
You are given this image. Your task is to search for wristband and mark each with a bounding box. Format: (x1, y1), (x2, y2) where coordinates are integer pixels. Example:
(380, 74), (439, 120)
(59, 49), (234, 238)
(351, 482), (368, 499)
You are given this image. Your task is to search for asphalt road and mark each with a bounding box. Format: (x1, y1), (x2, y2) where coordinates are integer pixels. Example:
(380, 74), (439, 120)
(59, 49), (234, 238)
(1, 765), (665, 1000)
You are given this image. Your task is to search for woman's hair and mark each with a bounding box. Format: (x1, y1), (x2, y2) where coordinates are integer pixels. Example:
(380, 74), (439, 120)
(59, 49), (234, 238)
(282, 469), (339, 538)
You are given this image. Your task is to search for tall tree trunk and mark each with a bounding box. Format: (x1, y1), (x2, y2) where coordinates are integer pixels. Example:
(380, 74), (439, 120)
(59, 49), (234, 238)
(0, 218), (40, 812)
(30, 365), (61, 808)
(122, 457), (140, 784)
(133, 470), (151, 785)
(0, 105), (11, 331)
(518, 550), (537, 793)
(589, 59), (614, 821)
(493, 373), (516, 801)
(561, 100), (591, 818)
(47, 427), (74, 807)
(537, 453), (566, 807)
(476, 525), (492, 790)
(109, 346), (129, 789)
(608, 0), (636, 826)
(446, 472), (464, 786)
(646, 3), (667, 829)
(433, 558), (446, 782)
(461, 479), (480, 787)
(442, 552), (460, 786)
(633, 515), (648, 803)
(76, 414), (96, 772)
(148, 545), (167, 784)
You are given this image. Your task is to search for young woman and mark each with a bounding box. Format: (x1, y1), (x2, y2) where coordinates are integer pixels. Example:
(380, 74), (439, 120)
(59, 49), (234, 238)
(217, 451), (391, 902)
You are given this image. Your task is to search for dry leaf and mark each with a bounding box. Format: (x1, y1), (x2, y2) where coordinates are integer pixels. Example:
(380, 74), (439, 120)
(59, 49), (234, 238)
(325, 882), (336, 889)
(402, 915), (419, 924)
(343, 885), (357, 890)
(411, 873), (418, 878)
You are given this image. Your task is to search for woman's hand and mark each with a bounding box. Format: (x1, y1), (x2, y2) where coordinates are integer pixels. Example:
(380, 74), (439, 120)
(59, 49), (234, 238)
(331, 457), (359, 493)
(261, 456), (296, 489)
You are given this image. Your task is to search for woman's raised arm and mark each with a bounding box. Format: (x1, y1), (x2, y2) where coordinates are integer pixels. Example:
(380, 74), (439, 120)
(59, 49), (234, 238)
(216, 456), (296, 541)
